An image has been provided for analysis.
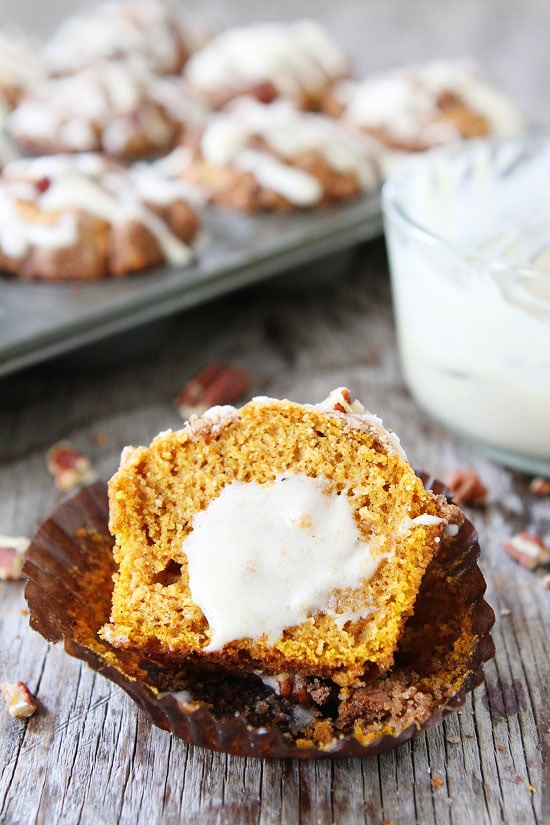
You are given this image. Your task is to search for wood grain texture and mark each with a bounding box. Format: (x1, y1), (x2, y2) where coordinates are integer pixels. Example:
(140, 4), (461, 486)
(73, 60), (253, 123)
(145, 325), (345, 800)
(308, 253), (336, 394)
(1, 1), (550, 822)
(1, 237), (547, 825)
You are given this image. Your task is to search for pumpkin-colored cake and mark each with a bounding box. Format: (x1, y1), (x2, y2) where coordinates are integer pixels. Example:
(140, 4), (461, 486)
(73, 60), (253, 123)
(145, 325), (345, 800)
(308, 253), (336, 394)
(102, 389), (462, 687)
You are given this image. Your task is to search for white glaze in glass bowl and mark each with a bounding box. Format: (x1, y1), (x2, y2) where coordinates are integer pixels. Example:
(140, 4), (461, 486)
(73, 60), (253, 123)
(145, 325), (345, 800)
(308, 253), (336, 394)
(383, 136), (550, 474)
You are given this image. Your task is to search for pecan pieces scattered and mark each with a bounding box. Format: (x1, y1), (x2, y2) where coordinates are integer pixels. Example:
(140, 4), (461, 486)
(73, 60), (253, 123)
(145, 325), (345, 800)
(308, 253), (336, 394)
(46, 441), (97, 492)
(1, 681), (38, 719)
(503, 532), (550, 570)
(0, 536), (30, 581)
(175, 362), (251, 419)
(443, 469), (488, 506)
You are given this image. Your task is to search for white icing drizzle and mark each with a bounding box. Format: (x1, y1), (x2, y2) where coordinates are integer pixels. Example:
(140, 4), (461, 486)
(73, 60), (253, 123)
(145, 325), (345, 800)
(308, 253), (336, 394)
(0, 153), (195, 266)
(410, 514), (444, 526)
(183, 474), (385, 651)
(403, 514), (458, 538)
(198, 98), (379, 205)
(0, 190), (77, 258)
(336, 59), (523, 144)
(234, 149), (322, 207)
(130, 154), (206, 209)
(185, 19), (348, 101)
(43, 0), (195, 76)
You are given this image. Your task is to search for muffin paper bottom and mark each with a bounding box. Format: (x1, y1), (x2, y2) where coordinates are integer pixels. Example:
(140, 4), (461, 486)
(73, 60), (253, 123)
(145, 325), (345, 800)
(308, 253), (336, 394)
(23, 477), (495, 759)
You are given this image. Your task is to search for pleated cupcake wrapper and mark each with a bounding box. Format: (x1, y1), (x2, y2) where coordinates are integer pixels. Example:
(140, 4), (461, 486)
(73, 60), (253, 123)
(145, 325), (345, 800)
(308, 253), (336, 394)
(23, 478), (495, 759)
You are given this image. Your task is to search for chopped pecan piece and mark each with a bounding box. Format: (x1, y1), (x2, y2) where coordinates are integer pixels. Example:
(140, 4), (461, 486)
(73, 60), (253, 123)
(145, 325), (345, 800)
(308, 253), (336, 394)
(0, 536), (30, 580)
(1, 681), (38, 718)
(503, 532), (550, 570)
(443, 469), (488, 506)
(529, 477), (550, 496)
(276, 674), (312, 707)
(46, 441), (97, 492)
(92, 430), (109, 446)
(175, 363), (251, 419)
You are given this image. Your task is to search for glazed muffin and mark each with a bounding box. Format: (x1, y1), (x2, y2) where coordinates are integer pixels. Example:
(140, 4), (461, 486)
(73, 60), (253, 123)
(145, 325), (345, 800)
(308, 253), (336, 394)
(184, 19), (349, 111)
(103, 388), (463, 687)
(323, 59), (524, 174)
(0, 153), (199, 280)
(9, 59), (206, 162)
(43, 0), (199, 77)
(174, 97), (380, 211)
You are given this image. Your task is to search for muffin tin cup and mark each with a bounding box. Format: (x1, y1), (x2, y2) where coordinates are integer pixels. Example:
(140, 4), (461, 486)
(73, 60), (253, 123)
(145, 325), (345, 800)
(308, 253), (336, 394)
(23, 477), (495, 759)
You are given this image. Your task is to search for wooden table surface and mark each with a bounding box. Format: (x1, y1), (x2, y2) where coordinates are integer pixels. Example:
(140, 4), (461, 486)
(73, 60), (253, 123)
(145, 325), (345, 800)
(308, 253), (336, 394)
(1, 2), (549, 824)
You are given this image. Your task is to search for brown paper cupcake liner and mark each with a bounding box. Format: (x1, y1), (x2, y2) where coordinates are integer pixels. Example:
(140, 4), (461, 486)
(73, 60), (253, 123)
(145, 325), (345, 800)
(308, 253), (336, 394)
(23, 476), (495, 759)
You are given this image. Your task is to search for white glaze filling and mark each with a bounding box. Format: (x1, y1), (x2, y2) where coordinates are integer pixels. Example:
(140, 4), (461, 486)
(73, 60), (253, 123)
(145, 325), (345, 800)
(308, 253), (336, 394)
(0, 153), (194, 265)
(185, 19), (348, 100)
(198, 98), (379, 205)
(337, 59), (523, 144)
(183, 474), (385, 651)
(43, 0), (194, 75)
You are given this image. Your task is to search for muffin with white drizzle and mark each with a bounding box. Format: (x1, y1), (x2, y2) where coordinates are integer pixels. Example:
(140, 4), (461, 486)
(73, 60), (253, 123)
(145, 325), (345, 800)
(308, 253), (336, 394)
(323, 58), (524, 175)
(102, 388), (462, 687)
(9, 59), (206, 162)
(184, 19), (349, 111)
(0, 153), (199, 280)
(43, 0), (198, 77)
(176, 97), (381, 211)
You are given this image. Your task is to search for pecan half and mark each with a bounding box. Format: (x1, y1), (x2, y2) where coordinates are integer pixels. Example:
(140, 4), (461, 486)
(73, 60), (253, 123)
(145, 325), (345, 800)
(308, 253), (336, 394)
(276, 674), (312, 707)
(1, 681), (38, 718)
(503, 532), (550, 570)
(175, 363), (251, 419)
(443, 469), (488, 506)
(0, 536), (30, 581)
(529, 477), (550, 496)
(46, 441), (97, 492)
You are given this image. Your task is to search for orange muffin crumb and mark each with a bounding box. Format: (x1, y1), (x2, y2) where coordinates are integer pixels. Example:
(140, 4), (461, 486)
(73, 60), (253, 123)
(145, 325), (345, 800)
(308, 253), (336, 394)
(102, 389), (461, 686)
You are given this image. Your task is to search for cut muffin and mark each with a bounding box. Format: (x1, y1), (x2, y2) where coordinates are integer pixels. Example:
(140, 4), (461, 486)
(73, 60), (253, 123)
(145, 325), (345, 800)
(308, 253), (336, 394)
(103, 388), (462, 686)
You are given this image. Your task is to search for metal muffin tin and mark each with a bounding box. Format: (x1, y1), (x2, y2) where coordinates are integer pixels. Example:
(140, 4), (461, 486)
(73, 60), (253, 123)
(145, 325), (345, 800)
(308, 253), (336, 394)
(0, 194), (382, 377)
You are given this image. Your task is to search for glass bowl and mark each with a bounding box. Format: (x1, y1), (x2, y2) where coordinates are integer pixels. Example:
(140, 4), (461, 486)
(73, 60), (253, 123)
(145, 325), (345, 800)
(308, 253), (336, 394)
(382, 136), (550, 475)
